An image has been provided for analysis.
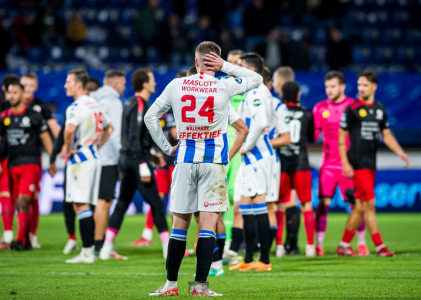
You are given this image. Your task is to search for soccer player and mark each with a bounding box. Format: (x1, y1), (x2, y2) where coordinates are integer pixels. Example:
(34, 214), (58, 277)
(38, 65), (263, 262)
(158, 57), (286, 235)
(146, 42), (262, 296)
(0, 79), (53, 250)
(261, 66), (291, 256)
(86, 77), (101, 93)
(229, 53), (274, 272)
(63, 70), (113, 263)
(90, 70), (125, 256)
(336, 70), (409, 257)
(277, 81), (317, 257)
(100, 69), (170, 260)
(20, 72), (61, 248)
(0, 74), (20, 248)
(313, 71), (368, 257)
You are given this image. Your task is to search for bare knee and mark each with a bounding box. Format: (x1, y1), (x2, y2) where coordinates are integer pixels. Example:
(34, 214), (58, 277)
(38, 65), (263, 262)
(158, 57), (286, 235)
(301, 201), (312, 212)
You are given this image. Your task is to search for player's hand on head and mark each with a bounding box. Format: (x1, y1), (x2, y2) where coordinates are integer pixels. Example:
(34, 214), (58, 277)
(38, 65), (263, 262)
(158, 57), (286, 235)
(203, 52), (223, 72)
(400, 152), (410, 168)
(343, 163), (354, 179)
(171, 141), (181, 156)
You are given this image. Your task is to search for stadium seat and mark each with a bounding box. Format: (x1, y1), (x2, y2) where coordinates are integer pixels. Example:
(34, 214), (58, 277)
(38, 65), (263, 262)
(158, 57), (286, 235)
(73, 46), (88, 62)
(312, 28), (327, 45)
(391, 11), (410, 26)
(97, 9), (110, 24)
(382, 29), (403, 45)
(26, 47), (44, 63)
(309, 46), (326, 64)
(228, 9), (243, 29)
(50, 46), (66, 62)
(361, 28), (381, 45)
(352, 46), (372, 63)
(373, 47), (394, 63)
(119, 8), (138, 25)
(118, 47), (132, 62)
(346, 9), (366, 25)
(405, 29), (421, 45)
(395, 47), (416, 63)
(80, 8), (97, 25)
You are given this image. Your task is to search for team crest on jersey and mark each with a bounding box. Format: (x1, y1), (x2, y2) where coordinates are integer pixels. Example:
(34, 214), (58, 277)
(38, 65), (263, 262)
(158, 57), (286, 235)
(322, 110), (330, 118)
(359, 109), (367, 117)
(3, 117), (10, 126)
(235, 78), (242, 84)
(21, 116), (31, 127)
(254, 99), (261, 106)
(285, 116), (291, 124)
(376, 109), (383, 120)
(33, 105), (41, 112)
(160, 119), (165, 128)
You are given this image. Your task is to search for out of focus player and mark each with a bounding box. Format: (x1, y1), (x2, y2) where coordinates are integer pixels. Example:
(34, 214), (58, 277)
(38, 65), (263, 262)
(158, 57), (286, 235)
(230, 53), (273, 272)
(146, 42), (262, 296)
(63, 70), (113, 263)
(313, 71), (368, 256)
(86, 77), (101, 93)
(0, 79), (53, 250)
(277, 81), (316, 257)
(0, 74), (19, 248)
(20, 72), (61, 248)
(337, 70), (409, 257)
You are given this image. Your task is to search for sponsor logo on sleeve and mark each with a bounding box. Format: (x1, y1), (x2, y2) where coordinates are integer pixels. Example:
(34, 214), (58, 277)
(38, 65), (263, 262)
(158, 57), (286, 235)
(376, 109), (383, 120)
(253, 99), (261, 106)
(235, 78), (242, 84)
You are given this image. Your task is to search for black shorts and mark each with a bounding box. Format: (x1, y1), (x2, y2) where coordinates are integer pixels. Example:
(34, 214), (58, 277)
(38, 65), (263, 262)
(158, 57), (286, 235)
(98, 165), (119, 201)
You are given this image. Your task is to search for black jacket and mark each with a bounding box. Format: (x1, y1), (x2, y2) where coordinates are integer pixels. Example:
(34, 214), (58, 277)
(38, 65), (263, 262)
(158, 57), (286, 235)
(120, 96), (154, 162)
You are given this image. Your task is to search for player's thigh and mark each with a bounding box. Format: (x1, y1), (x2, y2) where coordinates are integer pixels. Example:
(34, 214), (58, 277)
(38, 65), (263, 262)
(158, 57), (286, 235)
(292, 170), (313, 203)
(267, 158), (280, 203)
(136, 163), (161, 205)
(353, 169), (376, 202)
(170, 163), (198, 214)
(318, 165), (338, 199)
(197, 163), (229, 212)
(278, 171), (292, 204)
(337, 169), (355, 202)
(18, 164), (40, 199)
(233, 163), (244, 204)
(8, 166), (21, 201)
(154, 168), (170, 196)
(117, 158), (138, 203)
(0, 159), (10, 195)
(66, 160), (98, 204)
(242, 158), (269, 198)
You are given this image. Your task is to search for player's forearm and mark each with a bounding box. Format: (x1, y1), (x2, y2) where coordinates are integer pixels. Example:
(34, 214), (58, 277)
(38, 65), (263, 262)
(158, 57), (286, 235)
(64, 130), (74, 157)
(47, 119), (61, 138)
(270, 132), (291, 149)
(144, 103), (173, 156)
(338, 129), (350, 165)
(243, 112), (266, 152)
(40, 133), (53, 156)
(221, 61), (263, 91)
(383, 130), (404, 156)
(99, 124), (114, 149)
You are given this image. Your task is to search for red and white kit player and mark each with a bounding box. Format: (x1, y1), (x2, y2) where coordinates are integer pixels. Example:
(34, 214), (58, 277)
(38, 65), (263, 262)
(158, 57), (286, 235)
(313, 71), (368, 256)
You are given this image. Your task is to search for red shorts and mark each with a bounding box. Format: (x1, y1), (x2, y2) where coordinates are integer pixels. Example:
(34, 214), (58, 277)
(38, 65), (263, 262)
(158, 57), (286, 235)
(9, 164), (41, 201)
(154, 165), (175, 196)
(353, 169), (376, 201)
(279, 170), (312, 203)
(0, 159), (10, 193)
(318, 165), (354, 200)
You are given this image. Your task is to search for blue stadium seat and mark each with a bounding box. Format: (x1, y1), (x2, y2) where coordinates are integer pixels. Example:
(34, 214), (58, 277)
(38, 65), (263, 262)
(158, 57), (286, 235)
(130, 0), (144, 6)
(353, 0), (370, 8)
(0, 0), (11, 8)
(73, 46), (88, 62)
(228, 9), (243, 29)
(50, 46), (66, 62)
(26, 47), (44, 63)
(119, 8), (138, 25)
(97, 9), (110, 24)
(80, 8), (97, 25)
(311, 28), (326, 45)
(405, 29), (421, 45)
(361, 28), (381, 45)
(309, 46), (326, 64)
(86, 0), (98, 8)
(383, 29), (403, 45)
(346, 10), (366, 25)
(395, 47), (416, 63)
(118, 47), (131, 62)
(391, 11), (410, 26)
(108, 0), (130, 7)
(416, 48), (421, 63)
(374, 0), (390, 8)
(373, 47), (394, 63)
(352, 46), (372, 63)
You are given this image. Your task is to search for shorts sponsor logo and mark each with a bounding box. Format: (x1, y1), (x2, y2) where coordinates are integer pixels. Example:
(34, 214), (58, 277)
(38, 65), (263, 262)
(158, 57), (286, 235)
(204, 201), (222, 208)
(204, 202), (209, 207)
(359, 109), (367, 117)
(322, 110), (330, 118)
(29, 184), (36, 192)
(4, 117), (10, 126)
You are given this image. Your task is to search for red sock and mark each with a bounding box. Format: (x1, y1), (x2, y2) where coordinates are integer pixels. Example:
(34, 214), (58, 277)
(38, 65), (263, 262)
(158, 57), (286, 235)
(17, 212), (31, 245)
(275, 211), (284, 245)
(371, 232), (384, 249)
(341, 229), (356, 244)
(145, 209), (155, 230)
(69, 233), (76, 240)
(303, 210), (315, 245)
(29, 198), (39, 235)
(0, 196), (14, 231)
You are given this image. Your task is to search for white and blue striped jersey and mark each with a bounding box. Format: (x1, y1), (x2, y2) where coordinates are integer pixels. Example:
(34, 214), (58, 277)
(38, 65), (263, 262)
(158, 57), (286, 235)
(269, 97), (290, 162)
(65, 95), (110, 165)
(240, 83), (274, 165)
(153, 72), (251, 165)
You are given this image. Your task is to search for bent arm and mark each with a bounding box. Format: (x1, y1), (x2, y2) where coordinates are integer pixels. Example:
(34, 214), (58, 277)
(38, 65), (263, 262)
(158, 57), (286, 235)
(47, 118), (61, 138)
(382, 129), (409, 167)
(229, 119), (249, 160)
(144, 103), (172, 156)
(99, 123), (114, 150)
(243, 111), (267, 153)
(270, 132), (291, 149)
(221, 61), (263, 92)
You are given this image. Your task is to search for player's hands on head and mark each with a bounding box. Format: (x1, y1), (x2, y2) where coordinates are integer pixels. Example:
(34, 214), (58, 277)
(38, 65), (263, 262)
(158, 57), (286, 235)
(399, 152), (410, 168)
(343, 163), (354, 179)
(170, 141), (181, 156)
(49, 162), (57, 177)
(203, 52), (223, 72)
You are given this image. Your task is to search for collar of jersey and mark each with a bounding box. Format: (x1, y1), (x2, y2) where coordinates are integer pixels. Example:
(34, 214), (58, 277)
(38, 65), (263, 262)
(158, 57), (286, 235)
(11, 106), (27, 116)
(24, 97), (35, 104)
(75, 94), (88, 103)
(326, 96), (350, 106)
(356, 97), (375, 106)
(197, 72), (214, 78)
(285, 102), (301, 107)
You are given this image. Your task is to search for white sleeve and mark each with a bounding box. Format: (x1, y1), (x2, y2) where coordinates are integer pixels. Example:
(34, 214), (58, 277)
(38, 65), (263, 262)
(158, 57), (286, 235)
(66, 104), (87, 127)
(144, 81), (175, 156)
(228, 103), (240, 125)
(243, 110), (267, 152)
(221, 61), (263, 97)
(105, 101), (122, 151)
(276, 104), (290, 134)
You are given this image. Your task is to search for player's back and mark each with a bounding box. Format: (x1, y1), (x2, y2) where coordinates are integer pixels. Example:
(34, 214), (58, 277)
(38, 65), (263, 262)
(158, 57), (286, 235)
(279, 103), (314, 171)
(313, 97), (354, 166)
(240, 83), (274, 165)
(167, 72), (245, 164)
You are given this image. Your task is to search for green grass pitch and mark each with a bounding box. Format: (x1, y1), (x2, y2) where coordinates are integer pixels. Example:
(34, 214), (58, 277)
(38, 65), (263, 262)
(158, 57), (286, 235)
(0, 213), (420, 299)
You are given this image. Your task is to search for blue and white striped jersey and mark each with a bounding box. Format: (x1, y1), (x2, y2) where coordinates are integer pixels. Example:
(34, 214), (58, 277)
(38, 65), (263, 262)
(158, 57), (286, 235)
(240, 83), (274, 165)
(65, 95), (110, 165)
(153, 72), (250, 164)
(268, 97), (290, 162)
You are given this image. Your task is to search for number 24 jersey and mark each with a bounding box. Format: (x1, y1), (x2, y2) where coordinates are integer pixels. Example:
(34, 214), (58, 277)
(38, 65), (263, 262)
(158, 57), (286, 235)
(153, 72), (250, 165)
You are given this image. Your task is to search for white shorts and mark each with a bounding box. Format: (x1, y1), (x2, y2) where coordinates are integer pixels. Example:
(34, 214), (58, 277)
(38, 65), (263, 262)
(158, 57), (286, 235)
(266, 155), (280, 202)
(241, 156), (272, 198)
(170, 163), (229, 214)
(66, 159), (101, 205)
(233, 164), (243, 203)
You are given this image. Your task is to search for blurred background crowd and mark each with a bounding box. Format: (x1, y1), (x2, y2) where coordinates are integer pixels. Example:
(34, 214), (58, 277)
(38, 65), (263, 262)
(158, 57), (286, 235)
(1, 0), (420, 72)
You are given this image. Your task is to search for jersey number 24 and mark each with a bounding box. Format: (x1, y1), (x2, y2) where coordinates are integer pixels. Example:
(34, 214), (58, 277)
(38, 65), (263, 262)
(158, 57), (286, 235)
(181, 95), (214, 123)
